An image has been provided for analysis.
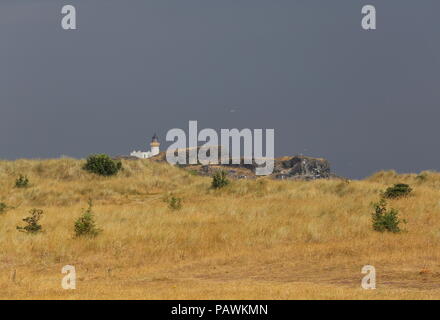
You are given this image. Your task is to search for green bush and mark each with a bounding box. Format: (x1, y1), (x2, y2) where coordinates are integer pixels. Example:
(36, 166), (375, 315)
(167, 196), (182, 210)
(211, 170), (230, 189)
(15, 175), (29, 188)
(0, 202), (7, 214)
(83, 154), (122, 176)
(16, 208), (43, 234)
(372, 199), (405, 233)
(74, 200), (101, 237)
(383, 183), (412, 199)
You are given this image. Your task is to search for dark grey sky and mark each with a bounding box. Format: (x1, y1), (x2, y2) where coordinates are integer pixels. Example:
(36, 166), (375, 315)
(2, 0), (440, 178)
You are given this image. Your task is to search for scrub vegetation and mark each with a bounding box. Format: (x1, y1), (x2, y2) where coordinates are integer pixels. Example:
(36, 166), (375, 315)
(0, 159), (439, 299)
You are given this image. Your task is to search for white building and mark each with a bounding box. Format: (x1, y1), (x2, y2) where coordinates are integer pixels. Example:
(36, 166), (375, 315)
(130, 133), (160, 159)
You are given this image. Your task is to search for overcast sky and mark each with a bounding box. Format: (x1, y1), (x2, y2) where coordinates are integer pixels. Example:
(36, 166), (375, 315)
(1, 0), (440, 178)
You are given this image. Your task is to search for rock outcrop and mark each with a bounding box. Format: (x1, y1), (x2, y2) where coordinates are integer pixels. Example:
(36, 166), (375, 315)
(272, 156), (331, 180)
(148, 147), (334, 180)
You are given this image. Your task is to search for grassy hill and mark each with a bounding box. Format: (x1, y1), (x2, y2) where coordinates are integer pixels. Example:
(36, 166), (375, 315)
(1, 158), (440, 299)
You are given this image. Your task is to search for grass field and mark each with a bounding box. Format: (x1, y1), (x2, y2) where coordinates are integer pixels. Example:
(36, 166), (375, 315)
(1, 158), (440, 299)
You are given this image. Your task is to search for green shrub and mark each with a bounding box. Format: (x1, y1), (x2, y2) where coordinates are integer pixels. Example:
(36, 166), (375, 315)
(167, 196), (182, 210)
(15, 175), (29, 188)
(16, 208), (43, 234)
(74, 200), (101, 237)
(83, 154), (122, 176)
(383, 183), (412, 199)
(211, 170), (230, 189)
(0, 202), (7, 214)
(372, 199), (405, 233)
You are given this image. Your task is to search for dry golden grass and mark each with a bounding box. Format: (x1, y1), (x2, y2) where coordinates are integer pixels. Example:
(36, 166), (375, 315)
(1, 159), (440, 299)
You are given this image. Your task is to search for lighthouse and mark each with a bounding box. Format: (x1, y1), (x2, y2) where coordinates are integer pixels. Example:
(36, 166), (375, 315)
(130, 133), (160, 159)
(150, 133), (160, 156)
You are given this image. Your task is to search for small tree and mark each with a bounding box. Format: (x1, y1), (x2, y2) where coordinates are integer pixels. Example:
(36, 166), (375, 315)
(15, 175), (29, 188)
(372, 199), (404, 233)
(83, 154), (122, 176)
(17, 209), (43, 234)
(383, 183), (412, 199)
(211, 170), (230, 189)
(74, 200), (101, 237)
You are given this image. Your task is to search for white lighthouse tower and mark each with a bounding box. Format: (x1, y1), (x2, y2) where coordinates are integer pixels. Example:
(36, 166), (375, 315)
(150, 133), (160, 156)
(130, 133), (160, 159)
